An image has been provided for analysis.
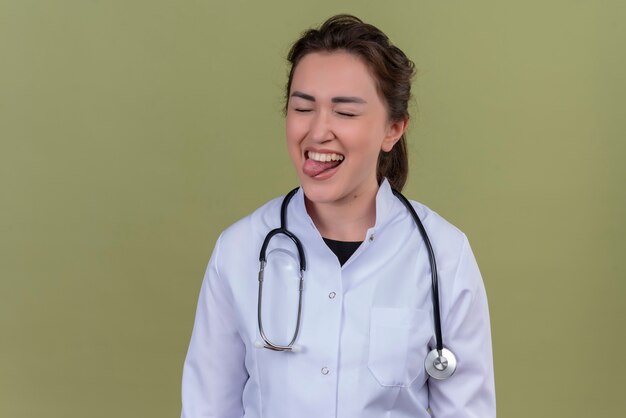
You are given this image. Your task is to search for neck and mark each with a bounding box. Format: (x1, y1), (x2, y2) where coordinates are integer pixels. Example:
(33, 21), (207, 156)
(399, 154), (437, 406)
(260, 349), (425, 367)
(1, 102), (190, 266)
(305, 181), (379, 242)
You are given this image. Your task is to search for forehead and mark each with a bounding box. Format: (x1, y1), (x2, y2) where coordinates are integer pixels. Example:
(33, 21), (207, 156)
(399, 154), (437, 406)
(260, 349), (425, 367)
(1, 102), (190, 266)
(290, 51), (380, 99)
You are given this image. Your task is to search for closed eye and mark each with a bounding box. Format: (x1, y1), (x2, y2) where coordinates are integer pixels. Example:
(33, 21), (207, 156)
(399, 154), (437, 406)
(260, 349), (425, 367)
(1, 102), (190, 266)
(336, 111), (356, 117)
(294, 108), (312, 113)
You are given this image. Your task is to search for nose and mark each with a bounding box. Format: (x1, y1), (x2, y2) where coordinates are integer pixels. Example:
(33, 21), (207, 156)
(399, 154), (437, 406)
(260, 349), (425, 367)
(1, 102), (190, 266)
(309, 109), (335, 143)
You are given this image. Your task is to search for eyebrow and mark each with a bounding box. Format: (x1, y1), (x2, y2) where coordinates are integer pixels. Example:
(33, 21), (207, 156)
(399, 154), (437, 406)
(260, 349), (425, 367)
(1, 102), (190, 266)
(290, 91), (367, 104)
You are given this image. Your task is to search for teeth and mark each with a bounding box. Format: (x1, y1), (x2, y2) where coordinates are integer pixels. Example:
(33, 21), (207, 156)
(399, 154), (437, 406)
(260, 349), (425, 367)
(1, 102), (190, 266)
(308, 152), (344, 162)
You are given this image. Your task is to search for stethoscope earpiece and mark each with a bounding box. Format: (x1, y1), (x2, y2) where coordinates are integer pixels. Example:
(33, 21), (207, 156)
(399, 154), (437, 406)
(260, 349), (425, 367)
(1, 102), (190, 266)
(425, 348), (457, 380)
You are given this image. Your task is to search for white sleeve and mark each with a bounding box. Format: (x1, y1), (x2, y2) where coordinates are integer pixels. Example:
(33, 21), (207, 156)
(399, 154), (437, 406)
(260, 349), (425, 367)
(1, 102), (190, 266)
(181, 234), (248, 418)
(428, 234), (496, 418)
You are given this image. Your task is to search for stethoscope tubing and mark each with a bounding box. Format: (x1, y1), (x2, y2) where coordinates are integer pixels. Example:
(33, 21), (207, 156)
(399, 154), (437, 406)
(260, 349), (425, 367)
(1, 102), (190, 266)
(391, 189), (445, 352)
(257, 187), (304, 351)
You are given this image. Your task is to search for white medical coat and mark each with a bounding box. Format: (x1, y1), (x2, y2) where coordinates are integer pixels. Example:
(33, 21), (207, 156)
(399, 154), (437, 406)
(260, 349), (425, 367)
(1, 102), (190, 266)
(181, 179), (496, 418)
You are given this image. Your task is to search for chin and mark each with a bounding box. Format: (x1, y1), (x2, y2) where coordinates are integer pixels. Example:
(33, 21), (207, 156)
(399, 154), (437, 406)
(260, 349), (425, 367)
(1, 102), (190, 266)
(299, 178), (346, 205)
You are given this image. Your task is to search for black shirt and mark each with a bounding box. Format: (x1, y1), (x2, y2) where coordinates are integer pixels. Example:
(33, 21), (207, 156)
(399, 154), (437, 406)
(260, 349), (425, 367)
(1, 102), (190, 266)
(322, 237), (363, 266)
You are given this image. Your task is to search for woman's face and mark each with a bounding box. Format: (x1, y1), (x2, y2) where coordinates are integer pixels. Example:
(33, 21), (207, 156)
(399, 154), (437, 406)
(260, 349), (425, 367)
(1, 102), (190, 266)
(286, 51), (406, 206)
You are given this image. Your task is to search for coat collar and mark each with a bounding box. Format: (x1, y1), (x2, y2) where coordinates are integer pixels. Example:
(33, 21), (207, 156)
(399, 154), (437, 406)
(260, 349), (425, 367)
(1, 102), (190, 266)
(290, 178), (400, 237)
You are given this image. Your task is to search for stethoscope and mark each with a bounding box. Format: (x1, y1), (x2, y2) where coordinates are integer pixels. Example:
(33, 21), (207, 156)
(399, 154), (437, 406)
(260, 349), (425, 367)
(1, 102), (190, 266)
(255, 187), (457, 380)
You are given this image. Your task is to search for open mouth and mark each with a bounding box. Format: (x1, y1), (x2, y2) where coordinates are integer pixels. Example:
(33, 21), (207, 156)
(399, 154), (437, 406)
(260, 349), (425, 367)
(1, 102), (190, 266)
(303, 151), (345, 178)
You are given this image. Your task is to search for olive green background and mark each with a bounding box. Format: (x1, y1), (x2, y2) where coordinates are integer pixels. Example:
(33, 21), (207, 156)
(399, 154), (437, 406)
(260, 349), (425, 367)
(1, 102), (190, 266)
(1, 1), (624, 417)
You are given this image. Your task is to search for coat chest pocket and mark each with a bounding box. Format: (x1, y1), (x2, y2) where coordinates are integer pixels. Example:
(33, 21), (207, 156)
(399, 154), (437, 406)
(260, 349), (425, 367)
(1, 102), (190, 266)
(367, 307), (432, 387)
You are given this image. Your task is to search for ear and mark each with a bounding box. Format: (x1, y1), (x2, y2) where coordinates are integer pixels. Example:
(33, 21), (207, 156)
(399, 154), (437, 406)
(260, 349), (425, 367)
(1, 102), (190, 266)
(381, 117), (409, 152)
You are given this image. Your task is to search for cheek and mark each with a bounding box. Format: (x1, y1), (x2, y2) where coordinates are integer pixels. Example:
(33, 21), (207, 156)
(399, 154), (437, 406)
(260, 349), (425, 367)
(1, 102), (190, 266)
(285, 115), (302, 143)
(346, 123), (385, 153)
(285, 118), (302, 161)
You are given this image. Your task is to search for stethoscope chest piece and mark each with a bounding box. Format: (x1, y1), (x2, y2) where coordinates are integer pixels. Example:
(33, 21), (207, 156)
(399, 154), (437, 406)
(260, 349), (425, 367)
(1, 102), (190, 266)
(425, 348), (457, 380)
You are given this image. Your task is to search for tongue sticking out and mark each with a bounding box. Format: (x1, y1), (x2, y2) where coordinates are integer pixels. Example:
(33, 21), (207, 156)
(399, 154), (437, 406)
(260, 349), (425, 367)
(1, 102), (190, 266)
(303, 158), (342, 177)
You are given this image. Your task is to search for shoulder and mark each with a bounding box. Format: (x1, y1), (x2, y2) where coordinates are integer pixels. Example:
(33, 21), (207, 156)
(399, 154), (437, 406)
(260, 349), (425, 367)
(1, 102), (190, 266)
(401, 197), (477, 289)
(216, 194), (286, 252)
(408, 198), (467, 251)
(408, 199), (484, 301)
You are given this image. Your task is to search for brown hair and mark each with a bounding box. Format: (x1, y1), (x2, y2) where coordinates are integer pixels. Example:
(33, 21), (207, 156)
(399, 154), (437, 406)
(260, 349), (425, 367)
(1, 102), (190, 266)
(285, 14), (416, 191)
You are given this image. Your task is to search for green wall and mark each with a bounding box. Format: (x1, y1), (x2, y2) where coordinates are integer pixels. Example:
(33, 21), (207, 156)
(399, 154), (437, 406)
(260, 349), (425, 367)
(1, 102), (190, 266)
(1, 1), (624, 416)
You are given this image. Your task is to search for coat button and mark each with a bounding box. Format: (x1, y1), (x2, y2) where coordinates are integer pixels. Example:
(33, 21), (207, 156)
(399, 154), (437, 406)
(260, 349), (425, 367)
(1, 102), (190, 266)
(328, 292), (336, 299)
(369, 234), (375, 242)
(321, 367), (330, 375)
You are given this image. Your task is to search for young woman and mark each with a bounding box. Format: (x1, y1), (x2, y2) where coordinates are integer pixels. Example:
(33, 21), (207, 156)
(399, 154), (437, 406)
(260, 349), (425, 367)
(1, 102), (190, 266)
(181, 14), (496, 418)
